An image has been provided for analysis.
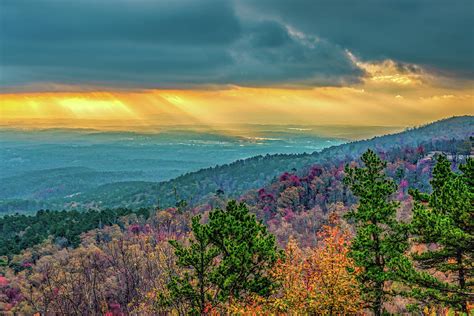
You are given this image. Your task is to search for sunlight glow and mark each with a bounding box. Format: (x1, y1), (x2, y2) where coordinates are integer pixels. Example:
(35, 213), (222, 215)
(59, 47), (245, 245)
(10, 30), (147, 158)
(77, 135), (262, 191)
(1, 74), (473, 129)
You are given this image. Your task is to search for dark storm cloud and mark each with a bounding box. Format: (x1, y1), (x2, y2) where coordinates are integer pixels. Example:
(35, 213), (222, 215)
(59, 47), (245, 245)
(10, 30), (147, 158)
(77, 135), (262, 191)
(1, 0), (240, 44)
(242, 0), (474, 78)
(0, 0), (362, 90)
(0, 0), (471, 91)
(225, 20), (362, 86)
(0, 0), (241, 89)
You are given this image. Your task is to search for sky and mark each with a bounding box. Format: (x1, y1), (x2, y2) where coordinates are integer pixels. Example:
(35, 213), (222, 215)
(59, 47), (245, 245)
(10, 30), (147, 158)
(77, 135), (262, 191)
(0, 0), (473, 128)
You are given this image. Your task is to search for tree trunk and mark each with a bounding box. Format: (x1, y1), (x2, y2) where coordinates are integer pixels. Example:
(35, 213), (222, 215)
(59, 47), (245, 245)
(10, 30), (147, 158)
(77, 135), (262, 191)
(456, 249), (467, 313)
(373, 281), (383, 316)
(373, 226), (383, 316)
(199, 241), (205, 314)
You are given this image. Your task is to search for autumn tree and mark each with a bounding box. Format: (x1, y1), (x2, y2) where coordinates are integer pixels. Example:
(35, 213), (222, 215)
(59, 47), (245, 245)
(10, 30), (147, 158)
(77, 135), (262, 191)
(409, 156), (473, 313)
(229, 214), (362, 315)
(15, 224), (178, 315)
(166, 201), (281, 314)
(266, 236), (307, 313)
(344, 149), (410, 315)
(303, 214), (363, 314)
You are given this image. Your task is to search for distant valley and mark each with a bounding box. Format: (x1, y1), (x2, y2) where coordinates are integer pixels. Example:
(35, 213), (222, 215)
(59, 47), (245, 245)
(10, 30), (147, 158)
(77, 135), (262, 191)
(1, 124), (352, 213)
(0, 117), (471, 214)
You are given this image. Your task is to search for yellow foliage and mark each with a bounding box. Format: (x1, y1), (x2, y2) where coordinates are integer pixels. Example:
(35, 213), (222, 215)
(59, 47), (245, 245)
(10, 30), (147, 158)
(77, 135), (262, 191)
(229, 214), (363, 315)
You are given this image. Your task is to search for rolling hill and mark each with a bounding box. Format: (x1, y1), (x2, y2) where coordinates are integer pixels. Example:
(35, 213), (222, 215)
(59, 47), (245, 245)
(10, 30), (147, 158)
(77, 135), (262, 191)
(1, 116), (471, 214)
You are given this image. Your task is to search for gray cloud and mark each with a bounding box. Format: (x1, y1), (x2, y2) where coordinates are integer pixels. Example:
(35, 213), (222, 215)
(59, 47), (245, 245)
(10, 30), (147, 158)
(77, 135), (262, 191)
(1, 0), (241, 44)
(241, 0), (474, 78)
(225, 20), (362, 86)
(0, 0), (471, 91)
(0, 0), (362, 90)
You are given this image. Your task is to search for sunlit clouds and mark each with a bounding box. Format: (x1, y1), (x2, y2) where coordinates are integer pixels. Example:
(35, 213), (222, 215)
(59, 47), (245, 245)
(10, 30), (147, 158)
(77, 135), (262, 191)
(1, 49), (472, 129)
(1, 0), (472, 130)
(1, 65), (473, 129)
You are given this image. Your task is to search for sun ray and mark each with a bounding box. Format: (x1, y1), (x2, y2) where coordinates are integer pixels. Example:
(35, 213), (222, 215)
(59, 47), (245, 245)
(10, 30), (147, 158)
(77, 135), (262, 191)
(1, 80), (473, 130)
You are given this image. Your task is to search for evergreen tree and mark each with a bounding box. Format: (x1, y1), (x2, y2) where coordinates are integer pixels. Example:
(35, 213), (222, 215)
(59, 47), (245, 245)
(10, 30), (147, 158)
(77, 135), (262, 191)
(166, 216), (220, 315)
(344, 149), (410, 315)
(410, 156), (473, 312)
(207, 201), (281, 301)
(166, 201), (281, 314)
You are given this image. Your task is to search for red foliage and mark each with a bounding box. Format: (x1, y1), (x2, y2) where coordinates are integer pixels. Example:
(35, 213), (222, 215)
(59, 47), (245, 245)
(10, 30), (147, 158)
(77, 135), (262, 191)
(0, 276), (9, 287)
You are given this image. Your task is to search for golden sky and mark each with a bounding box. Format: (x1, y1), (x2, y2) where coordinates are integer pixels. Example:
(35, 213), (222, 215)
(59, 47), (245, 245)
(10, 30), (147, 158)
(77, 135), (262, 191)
(2, 0), (473, 131)
(1, 59), (473, 129)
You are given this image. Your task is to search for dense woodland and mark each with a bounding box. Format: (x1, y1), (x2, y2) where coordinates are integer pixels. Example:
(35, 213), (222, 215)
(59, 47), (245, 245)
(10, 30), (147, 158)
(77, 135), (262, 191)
(1, 116), (472, 214)
(0, 117), (473, 314)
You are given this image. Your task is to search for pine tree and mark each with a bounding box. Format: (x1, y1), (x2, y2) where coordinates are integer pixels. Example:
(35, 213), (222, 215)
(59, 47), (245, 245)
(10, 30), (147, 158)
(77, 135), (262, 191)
(344, 149), (410, 315)
(166, 215), (220, 315)
(410, 156), (473, 313)
(206, 201), (281, 302)
(166, 200), (281, 314)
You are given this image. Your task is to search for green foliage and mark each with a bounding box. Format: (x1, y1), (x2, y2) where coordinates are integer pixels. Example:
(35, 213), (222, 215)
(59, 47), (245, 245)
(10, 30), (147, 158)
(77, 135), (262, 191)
(0, 207), (151, 260)
(166, 201), (281, 314)
(410, 156), (473, 312)
(206, 201), (281, 300)
(344, 149), (410, 316)
(167, 216), (220, 315)
(0, 117), (473, 313)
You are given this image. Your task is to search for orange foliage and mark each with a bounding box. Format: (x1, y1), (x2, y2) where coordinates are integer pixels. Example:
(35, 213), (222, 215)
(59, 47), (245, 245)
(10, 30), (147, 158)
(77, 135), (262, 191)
(303, 216), (363, 314)
(229, 213), (363, 315)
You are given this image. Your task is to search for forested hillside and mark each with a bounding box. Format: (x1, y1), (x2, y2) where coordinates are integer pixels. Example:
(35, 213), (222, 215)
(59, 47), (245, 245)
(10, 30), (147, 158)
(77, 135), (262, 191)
(5, 116), (469, 213)
(2, 0), (472, 312)
(0, 126), (346, 214)
(0, 167), (146, 200)
(2, 135), (469, 259)
(1, 142), (472, 314)
(0, 117), (472, 315)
